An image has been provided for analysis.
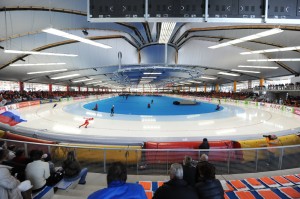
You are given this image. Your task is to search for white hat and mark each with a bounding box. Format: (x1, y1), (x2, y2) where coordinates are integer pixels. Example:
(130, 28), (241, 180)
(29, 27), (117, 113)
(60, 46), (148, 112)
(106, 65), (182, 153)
(18, 180), (32, 191)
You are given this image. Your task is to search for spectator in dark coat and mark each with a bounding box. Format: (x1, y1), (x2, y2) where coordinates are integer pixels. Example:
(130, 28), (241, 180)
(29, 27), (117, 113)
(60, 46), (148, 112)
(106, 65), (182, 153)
(195, 162), (224, 199)
(199, 138), (210, 156)
(62, 151), (87, 184)
(182, 156), (196, 186)
(153, 163), (198, 199)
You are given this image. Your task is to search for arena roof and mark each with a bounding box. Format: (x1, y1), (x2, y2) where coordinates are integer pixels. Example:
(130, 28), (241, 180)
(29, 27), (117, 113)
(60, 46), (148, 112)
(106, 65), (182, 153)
(1, 0), (300, 89)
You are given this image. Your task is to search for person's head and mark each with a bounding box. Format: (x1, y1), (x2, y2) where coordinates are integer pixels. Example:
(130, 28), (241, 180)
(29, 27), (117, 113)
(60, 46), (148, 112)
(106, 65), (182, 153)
(197, 162), (216, 180)
(0, 149), (9, 162)
(183, 156), (192, 166)
(29, 150), (43, 161)
(169, 163), (183, 180)
(200, 154), (208, 162)
(66, 151), (76, 162)
(42, 153), (52, 162)
(15, 148), (25, 157)
(203, 138), (208, 142)
(0, 141), (5, 148)
(107, 162), (127, 185)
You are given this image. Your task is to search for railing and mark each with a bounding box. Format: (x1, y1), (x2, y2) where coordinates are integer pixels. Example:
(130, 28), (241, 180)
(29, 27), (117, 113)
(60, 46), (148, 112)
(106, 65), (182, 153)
(2, 138), (300, 176)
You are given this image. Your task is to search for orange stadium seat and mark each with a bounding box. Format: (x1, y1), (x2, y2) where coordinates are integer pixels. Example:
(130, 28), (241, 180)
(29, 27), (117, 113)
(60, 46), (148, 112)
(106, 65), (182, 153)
(245, 178), (265, 189)
(234, 191), (256, 199)
(230, 180), (249, 191)
(138, 181), (152, 191)
(145, 191), (153, 199)
(157, 181), (164, 188)
(278, 187), (300, 198)
(259, 177), (280, 188)
(284, 175), (300, 184)
(257, 189), (281, 199)
(272, 176), (294, 186)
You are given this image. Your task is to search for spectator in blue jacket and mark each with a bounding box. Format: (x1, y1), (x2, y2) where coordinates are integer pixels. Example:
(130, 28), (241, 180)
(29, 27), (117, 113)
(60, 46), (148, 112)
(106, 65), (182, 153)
(88, 161), (147, 199)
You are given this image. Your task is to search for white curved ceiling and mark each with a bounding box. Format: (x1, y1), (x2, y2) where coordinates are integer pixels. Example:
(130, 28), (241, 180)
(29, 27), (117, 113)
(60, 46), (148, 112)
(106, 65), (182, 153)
(1, 0), (300, 88)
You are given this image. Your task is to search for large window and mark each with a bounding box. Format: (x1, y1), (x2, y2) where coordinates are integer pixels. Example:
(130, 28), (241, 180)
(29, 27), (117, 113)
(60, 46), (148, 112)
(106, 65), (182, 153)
(0, 80), (20, 91)
(24, 83), (48, 91)
(52, 85), (67, 91)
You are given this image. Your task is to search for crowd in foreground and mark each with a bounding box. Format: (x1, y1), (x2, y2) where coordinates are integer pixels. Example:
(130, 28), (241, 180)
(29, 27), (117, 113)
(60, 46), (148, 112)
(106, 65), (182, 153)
(0, 137), (223, 199)
(0, 141), (88, 199)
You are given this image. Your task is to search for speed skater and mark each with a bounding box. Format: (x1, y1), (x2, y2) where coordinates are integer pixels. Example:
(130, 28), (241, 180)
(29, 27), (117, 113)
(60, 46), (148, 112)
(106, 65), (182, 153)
(79, 117), (94, 128)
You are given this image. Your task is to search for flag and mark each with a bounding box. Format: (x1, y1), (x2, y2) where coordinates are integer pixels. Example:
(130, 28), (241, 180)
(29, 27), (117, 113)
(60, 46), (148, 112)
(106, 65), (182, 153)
(0, 111), (27, 126)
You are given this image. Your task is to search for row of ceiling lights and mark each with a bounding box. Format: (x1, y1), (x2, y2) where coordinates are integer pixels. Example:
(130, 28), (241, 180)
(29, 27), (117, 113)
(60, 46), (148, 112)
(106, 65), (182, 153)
(3, 26), (297, 80)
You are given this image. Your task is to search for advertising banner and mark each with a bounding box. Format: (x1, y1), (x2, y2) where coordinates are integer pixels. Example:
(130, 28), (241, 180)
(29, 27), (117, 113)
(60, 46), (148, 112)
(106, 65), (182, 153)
(0, 106), (7, 114)
(294, 108), (300, 116)
(40, 99), (51, 104)
(283, 106), (294, 113)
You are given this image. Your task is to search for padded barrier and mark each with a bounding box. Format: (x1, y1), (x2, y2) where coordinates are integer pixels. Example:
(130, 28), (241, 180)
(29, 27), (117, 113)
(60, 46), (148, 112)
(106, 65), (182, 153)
(55, 143), (142, 164)
(144, 140), (235, 163)
(1, 131), (56, 144)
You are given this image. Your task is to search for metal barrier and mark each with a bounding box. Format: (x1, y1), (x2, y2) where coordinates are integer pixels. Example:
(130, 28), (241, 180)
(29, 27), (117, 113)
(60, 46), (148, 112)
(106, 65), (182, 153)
(1, 138), (300, 175)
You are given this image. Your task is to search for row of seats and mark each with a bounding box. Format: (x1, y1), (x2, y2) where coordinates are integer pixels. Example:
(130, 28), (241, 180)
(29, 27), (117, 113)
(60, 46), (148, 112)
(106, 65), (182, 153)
(138, 174), (300, 199)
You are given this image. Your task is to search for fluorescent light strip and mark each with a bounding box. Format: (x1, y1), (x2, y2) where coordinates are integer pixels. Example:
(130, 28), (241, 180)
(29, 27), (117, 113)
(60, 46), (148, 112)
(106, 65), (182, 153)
(141, 77), (157, 79)
(4, 49), (78, 57)
(143, 72), (162, 75)
(241, 46), (300, 55)
(188, 80), (202, 83)
(10, 63), (66, 67)
(51, 74), (80, 80)
(27, 69), (68, 74)
(200, 76), (217, 80)
(86, 81), (102, 85)
(209, 28), (283, 49)
(159, 22), (176, 44)
(72, 78), (94, 83)
(238, 65), (278, 69)
(43, 28), (112, 49)
(231, 69), (260, 74)
(218, 72), (240, 76)
(248, 58), (300, 62)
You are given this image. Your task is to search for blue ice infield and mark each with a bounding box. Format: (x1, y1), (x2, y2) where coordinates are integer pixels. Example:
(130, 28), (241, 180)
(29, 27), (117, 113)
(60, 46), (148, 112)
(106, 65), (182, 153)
(63, 96), (245, 121)
(84, 96), (223, 116)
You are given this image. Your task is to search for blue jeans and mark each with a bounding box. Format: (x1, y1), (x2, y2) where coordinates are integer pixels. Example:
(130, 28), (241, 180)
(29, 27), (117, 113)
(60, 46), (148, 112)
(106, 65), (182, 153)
(64, 168), (88, 184)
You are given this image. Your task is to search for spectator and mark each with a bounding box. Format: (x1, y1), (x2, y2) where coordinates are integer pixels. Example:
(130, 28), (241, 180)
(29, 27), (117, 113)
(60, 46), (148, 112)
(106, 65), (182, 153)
(42, 153), (55, 175)
(9, 148), (29, 182)
(62, 151), (87, 185)
(195, 162), (224, 199)
(199, 138), (210, 156)
(42, 153), (63, 186)
(0, 149), (23, 199)
(182, 156), (196, 186)
(0, 140), (16, 160)
(25, 150), (50, 193)
(153, 163), (198, 199)
(0, 95), (7, 107)
(12, 148), (30, 165)
(88, 161), (147, 199)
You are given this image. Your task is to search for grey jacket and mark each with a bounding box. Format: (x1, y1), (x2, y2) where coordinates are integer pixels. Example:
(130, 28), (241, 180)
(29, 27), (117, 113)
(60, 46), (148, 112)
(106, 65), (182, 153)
(0, 164), (22, 199)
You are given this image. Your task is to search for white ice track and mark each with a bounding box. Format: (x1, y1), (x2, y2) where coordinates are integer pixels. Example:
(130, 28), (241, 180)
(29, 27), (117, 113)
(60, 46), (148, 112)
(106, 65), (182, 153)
(7, 95), (300, 144)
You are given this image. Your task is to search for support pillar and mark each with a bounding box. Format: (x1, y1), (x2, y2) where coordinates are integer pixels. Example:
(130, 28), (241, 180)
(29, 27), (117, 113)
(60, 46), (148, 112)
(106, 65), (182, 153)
(19, 82), (24, 92)
(49, 84), (52, 92)
(260, 78), (264, 87)
(233, 81), (237, 92)
(78, 86), (80, 92)
(66, 86), (70, 92)
(216, 84), (219, 92)
(196, 85), (198, 92)
(204, 84), (207, 93)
